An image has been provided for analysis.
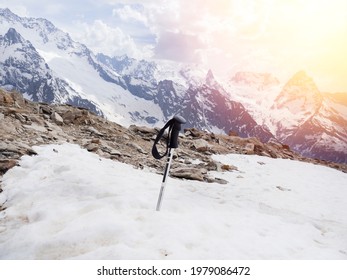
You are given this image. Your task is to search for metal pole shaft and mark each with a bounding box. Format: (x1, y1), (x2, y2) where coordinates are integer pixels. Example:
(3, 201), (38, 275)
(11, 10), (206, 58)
(156, 148), (174, 211)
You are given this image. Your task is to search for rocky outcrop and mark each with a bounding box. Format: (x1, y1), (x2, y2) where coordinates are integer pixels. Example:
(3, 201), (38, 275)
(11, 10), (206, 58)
(1, 89), (346, 189)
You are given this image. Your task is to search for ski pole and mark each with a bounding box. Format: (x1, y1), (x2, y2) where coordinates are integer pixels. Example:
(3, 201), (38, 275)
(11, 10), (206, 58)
(156, 147), (174, 211)
(152, 115), (186, 211)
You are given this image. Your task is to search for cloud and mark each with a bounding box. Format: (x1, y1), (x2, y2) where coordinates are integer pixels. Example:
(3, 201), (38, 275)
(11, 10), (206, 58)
(154, 31), (205, 63)
(3, 0), (347, 91)
(71, 20), (153, 59)
(112, 5), (147, 25)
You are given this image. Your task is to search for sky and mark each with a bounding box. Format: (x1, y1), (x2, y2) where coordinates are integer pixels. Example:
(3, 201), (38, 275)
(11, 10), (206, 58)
(1, 0), (347, 92)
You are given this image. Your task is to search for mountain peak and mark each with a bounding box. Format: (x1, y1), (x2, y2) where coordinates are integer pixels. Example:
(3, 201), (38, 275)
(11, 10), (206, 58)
(205, 69), (215, 84)
(286, 70), (317, 89)
(0, 8), (20, 23)
(0, 8), (14, 16)
(2, 28), (25, 45)
(273, 70), (323, 127)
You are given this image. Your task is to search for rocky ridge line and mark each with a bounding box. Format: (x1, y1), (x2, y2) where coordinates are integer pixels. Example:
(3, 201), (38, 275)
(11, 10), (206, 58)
(1, 89), (346, 190)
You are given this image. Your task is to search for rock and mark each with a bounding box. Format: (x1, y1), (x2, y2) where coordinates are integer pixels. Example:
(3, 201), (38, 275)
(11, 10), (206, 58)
(91, 138), (101, 144)
(221, 164), (238, 171)
(282, 144), (290, 150)
(228, 130), (238, 137)
(85, 143), (99, 152)
(100, 144), (122, 156)
(86, 126), (104, 137)
(129, 125), (155, 135)
(205, 176), (228, 184)
(127, 142), (147, 154)
(193, 139), (211, 153)
(0, 142), (20, 154)
(29, 115), (44, 125)
(61, 110), (76, 124)
(205, 160), (219, 171)
(39, 104), (52, 115)
(62, 110), (83, 124)
(109, 149), (122, 156)
(184, 128), (202, 138)
(1, 88), (347, 185)
(170, 167), (205, 181)
(51, 112), (64, 125)
(16, 142), (37, 156)
(244, 143), (255, 154)
(0, 159), (17, 175)
(15, 113), (26, 123)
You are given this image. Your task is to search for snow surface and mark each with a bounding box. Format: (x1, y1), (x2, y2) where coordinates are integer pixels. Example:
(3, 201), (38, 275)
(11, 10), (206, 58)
(0, 143), (346, 260)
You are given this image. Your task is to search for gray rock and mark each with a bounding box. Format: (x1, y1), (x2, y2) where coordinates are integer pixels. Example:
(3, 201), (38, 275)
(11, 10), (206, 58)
(205, 176), (228, 184)
(51, 112), (64, 125)
(86, 126), (104, 137)
(193, 139), (210, 152)
(40, 105), (52, 115)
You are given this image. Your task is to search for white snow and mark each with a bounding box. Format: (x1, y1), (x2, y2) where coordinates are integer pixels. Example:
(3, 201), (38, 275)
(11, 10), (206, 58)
(36, 49), (62, 62)
(1, 143), (346, 260)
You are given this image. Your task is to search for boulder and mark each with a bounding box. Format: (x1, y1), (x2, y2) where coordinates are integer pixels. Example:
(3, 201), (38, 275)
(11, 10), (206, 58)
(86, 126), (104, 137)
(193, 139), (211, 153)
(51, 112), (64, 125)
(170, 167), (205, 181)
(244, 143), (255, 154)
(39, 105), (52, 115)
(184, 128), (202, 138)
(85, 143), (99, 152)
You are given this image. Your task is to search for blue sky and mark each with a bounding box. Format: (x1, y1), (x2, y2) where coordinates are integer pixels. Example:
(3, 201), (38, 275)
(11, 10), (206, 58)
(1, 0), (347, 92)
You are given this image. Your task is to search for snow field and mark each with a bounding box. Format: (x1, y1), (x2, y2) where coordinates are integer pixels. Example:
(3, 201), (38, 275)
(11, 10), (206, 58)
(0, 143), (346, 259)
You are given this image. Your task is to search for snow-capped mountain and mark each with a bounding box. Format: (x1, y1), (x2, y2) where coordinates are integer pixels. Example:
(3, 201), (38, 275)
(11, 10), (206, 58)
(271, 71), (347, 163)
(0, 8), (164, 126)
(226, 71), (347, 163)
(0, 8), (273, 141)
(1, 8), (346, 163)
(0, 27), (101, 113)
(97, 53), (274, 141)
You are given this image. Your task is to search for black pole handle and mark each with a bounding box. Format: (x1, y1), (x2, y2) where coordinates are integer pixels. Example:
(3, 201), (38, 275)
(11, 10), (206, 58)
(152, 115), (186, 159)
(169, 115), (186, 148)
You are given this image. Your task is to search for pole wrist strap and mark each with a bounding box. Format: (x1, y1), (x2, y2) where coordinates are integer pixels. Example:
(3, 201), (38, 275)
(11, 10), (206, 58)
(151, 119), (175, 159)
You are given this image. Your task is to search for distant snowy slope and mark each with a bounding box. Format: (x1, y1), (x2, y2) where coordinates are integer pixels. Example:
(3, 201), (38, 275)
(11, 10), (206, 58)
(0, 143), (346, 259)
(0, 8), (164, 126)
(225, 71), (347, 163)
(224, 71), (282, 133)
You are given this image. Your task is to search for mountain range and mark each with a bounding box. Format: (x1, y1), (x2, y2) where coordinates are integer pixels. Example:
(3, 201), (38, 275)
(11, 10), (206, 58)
(0, 8), (346, 163)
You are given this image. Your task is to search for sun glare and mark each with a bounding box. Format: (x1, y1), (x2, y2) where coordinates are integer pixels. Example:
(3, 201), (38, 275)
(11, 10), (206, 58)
(220, 0), (347, 91)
